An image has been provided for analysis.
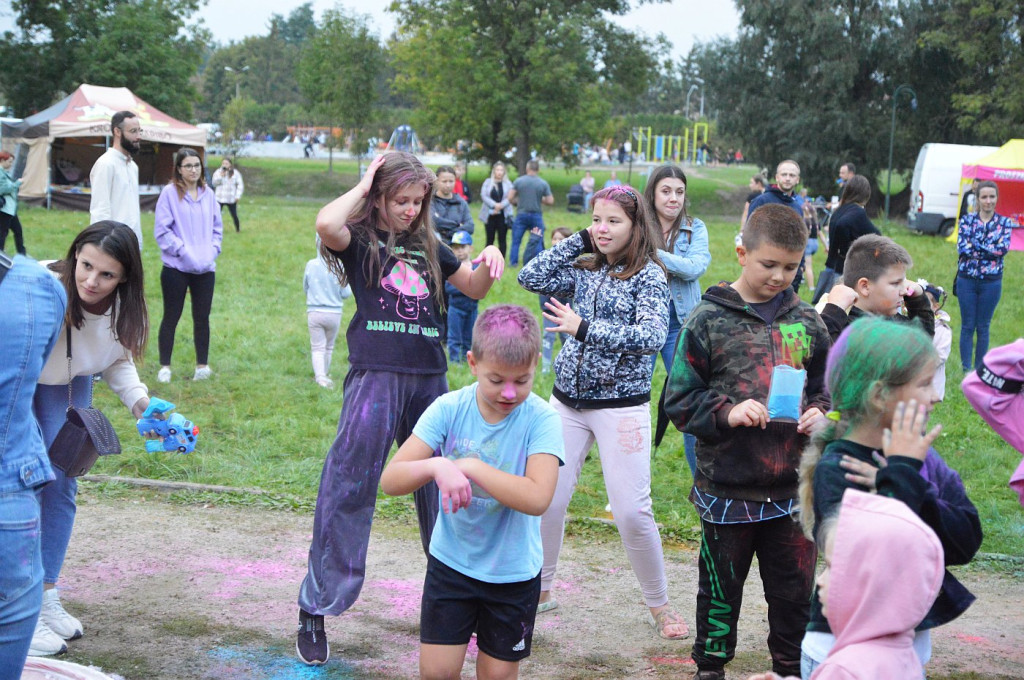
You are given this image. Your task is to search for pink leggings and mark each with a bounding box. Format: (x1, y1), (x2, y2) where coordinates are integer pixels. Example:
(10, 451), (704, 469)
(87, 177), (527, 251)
(540, 399), (669, 607)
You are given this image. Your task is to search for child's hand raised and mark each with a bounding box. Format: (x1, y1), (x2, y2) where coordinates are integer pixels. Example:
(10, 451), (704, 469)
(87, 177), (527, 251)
(883, 399), (941, 462)
(434, 458), (473, 514)
(357, 154), (387, 196)
(901, 278), (924, 298)
(727, 399), (769, 429)
(542, 298), (582, 336)
(473, 245), (505, 280)
(827, 283), (858, 310)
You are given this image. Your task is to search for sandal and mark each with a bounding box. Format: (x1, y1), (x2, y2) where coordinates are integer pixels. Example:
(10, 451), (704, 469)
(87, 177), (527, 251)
(647, 609), (690, 640)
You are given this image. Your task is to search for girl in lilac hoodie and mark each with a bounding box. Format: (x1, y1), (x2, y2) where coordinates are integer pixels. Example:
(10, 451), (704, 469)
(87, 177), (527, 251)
(154, 148), (223, 383)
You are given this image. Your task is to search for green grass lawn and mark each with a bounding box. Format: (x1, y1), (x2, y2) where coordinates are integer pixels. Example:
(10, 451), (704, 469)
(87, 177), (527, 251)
(19, 158), (1023, 556)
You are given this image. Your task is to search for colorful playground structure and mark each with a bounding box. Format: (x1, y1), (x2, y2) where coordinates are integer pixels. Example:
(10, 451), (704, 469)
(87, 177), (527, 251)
(632, 123), (710, 164)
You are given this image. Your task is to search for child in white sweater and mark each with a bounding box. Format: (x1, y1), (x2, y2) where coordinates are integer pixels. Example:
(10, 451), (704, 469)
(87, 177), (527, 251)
(304, 247), (351, 388)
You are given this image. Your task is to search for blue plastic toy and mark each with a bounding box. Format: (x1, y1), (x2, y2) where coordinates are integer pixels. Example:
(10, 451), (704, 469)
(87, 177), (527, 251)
(136, 397), (198, 454)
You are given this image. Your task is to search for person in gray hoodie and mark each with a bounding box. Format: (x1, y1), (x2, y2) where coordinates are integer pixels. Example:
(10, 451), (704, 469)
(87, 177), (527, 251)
(432, 166), (474, 245)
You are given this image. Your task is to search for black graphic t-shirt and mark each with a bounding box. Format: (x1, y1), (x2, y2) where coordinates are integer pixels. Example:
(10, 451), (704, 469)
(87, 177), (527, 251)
(333, 229), (461, 374)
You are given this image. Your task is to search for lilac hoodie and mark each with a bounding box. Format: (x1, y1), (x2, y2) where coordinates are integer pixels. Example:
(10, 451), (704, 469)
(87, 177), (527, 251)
(813, 490), (944, 680)
(154, 183), (223, 273)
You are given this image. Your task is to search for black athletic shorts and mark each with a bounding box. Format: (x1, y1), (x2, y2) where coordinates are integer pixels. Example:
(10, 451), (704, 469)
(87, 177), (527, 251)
(420, 555), (541, 662)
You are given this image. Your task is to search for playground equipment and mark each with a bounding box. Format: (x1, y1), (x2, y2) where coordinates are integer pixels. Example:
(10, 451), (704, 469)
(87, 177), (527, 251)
(632, 123), (710, 164)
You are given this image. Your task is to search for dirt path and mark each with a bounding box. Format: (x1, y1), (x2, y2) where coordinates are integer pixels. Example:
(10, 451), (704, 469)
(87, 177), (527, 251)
(54, 491), (1023, 679)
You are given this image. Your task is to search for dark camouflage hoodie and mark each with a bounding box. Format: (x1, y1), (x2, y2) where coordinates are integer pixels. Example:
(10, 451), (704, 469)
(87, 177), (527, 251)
(518, 230), (668, 409)
(664, 283), (831, 502)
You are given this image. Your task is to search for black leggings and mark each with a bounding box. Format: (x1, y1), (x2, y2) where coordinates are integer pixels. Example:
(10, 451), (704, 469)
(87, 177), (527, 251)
(219, 202), (240, 231)
(484, 213), (507, 257)
(159, 266), (216, 365)
(0, 212), (26, 254)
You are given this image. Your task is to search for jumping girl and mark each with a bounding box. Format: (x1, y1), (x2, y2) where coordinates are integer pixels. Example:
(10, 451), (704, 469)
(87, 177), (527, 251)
(518, 184), (689, 640)
(296, 151), (504, 666)
(797, 317), (982, 678)
(33, 222), (152, 657)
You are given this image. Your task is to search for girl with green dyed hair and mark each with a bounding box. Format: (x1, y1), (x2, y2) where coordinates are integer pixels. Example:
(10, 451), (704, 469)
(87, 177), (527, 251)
(796, 316), (981, 679)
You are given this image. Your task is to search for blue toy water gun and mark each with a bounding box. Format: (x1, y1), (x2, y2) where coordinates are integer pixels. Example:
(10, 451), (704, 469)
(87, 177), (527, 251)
(136, 397), (199, 454)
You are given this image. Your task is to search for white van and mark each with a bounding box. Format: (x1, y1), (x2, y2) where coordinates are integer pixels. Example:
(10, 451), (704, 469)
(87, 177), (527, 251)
(907, 143), (997, 236)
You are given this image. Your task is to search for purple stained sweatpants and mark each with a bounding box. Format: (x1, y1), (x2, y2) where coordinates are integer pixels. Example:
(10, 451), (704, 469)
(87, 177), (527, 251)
(298, 369), (446, 616)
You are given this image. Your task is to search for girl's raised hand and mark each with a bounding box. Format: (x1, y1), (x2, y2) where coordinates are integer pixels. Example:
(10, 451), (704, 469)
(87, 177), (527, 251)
(473, 245), (505, 280)
(882, 399), (941, 462)
(542, 297), (583, 336)
(358, 154), (387, 196)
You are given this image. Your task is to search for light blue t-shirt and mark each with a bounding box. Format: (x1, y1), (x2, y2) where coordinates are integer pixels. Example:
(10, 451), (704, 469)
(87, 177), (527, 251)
(413, 384), (564, 583)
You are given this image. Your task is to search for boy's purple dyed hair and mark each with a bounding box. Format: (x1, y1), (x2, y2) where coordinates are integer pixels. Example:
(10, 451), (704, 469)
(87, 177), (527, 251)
(471, 304), (541, 366)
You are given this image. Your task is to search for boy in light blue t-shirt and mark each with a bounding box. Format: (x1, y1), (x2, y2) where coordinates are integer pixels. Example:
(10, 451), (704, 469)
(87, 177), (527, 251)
(381, 304), (564, 680)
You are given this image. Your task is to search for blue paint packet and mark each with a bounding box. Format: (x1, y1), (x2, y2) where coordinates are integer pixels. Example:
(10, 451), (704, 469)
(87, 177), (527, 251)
(767, 365), (806, 421)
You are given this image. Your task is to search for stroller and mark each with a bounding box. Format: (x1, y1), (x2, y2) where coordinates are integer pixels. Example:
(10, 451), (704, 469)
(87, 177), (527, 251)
(566, 183), (586, 213)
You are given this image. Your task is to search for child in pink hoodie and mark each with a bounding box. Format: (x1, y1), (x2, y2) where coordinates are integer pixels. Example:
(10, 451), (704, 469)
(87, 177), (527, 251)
(748, 488), (944, 680)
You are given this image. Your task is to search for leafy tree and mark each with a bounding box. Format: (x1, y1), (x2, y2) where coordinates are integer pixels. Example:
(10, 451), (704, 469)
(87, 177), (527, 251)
(0, 0), (207, 118)
(298, 9), (386, 174)
(198, 4), (317, 122)
(388, 0), (662, 172)
(919, 0), (1024, 143)
(687, 0), (1011, 194)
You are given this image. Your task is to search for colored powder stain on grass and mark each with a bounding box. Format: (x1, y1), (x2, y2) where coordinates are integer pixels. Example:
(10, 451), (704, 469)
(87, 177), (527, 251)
(953, 633), (990, 646)
(202, 557), (304, 600)
(365, 578), (422, 619)
(208, 645), (361, 680)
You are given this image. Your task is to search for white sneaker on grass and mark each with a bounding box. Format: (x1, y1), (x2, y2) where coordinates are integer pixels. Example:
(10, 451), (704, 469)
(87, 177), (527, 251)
(157, 366), (172, 383)
(193, 366), (212, 380)
(28, 618), (67, 657)
(40, 588), (83, 640)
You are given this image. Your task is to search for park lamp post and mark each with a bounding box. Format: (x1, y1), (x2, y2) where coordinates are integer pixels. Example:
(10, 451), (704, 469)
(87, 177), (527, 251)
(885, 83), (917, 219)
(694, 77), (705, 118)
(685, 84), (698, 120)
(223, 65), (250, 99)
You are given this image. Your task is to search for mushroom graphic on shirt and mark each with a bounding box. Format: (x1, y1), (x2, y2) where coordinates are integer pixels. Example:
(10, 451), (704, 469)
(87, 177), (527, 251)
(381, 260), (430, 320)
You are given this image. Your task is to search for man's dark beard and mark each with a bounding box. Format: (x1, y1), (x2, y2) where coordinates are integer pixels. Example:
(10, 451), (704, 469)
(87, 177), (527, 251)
(121, 136), (140, 155)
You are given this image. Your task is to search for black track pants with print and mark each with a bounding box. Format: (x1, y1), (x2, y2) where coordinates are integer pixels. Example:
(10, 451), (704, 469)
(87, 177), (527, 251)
(692, 516), (816, 675)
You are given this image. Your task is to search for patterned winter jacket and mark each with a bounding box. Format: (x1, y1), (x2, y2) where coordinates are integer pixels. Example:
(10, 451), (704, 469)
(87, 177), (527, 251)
(664, 283), (831, 502)
(518, 230), (668, 409)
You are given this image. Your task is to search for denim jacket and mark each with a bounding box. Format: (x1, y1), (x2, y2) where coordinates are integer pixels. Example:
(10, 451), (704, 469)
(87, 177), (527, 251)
(0, 256), (66, 492)
(657, 217), (710, 324)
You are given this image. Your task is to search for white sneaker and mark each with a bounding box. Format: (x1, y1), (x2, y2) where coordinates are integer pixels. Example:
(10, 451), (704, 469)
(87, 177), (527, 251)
(28, 618), (67, 656)
(315, 376), (335, 389)
(157, 366), (172, 383)
(193, 366), (212, 380)
(40, 589), (83, 640)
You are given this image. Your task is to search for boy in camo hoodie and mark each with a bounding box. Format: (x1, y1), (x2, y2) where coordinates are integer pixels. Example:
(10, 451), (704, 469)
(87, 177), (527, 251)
(664, 204), (831, 680)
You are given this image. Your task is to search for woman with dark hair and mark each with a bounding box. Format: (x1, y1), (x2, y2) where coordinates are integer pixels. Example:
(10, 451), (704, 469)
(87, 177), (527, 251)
(956, 180), (1015, 371)
(154, 148), (223, 383)
(31, 221), (151, 656)
(645, 165), (710, 479)
(812, 175), (879, 304)
(0, 150), (26, 254)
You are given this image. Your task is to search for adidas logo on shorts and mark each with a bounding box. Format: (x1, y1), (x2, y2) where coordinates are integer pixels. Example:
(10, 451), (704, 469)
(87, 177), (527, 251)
(512, 638), (525, 652)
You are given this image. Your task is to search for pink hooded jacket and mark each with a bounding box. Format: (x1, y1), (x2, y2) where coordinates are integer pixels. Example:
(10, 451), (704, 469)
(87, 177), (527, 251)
(812, 490), (944, 680)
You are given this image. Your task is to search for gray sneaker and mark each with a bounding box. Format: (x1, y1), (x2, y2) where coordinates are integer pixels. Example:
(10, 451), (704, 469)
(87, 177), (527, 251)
(28, 618), (67, 657)
(40, 589), (83, 640)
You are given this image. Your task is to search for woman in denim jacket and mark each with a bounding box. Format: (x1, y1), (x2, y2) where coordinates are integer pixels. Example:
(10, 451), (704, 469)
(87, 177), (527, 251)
(645, 165), (710, 478)
(956, 180), (1016, 372)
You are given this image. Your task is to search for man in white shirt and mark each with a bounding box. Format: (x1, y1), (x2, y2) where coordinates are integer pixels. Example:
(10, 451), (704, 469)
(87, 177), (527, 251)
(90, 111), (143, 249)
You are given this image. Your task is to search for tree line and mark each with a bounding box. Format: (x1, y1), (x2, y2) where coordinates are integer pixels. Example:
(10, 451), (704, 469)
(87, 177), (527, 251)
(2, 0), (1019, 183)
